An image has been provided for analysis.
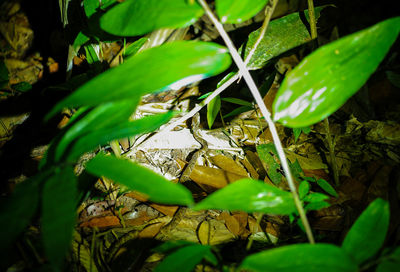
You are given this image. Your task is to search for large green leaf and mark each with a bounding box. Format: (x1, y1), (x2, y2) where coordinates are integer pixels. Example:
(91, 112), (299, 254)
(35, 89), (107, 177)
(47, 41), (231, 119)
(52, 100), (138, 162)
(0, 170), (51, 251)
(257, 144), (282, 185)
(241, 7), (325, 70)
(100, 0), (203, 36)
(42, 167), (77, 269)
(240, 243), (358, 272)
(377, 247), (400, 272)
(216, 0), (268, 24)
(273, 17), (400, 128)
(342, 198), (390, 265)
(63, 111), (174, 162)
(85, 154), (194, 206)
(154, 244), (216, 272)
(193, 179), (296, 214)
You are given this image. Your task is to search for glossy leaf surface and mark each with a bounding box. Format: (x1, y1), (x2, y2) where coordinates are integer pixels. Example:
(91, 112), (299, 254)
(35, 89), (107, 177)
(240, 243), (358, 272)
(86, 154), (194, 206)
(64, 111), (173, 162)
(216, 0), (268, 24)
(0, 170), (50, 251)
(193, 179), (296, 214)
(100, 0), (203, 36)
(342, 198), (390, 265)
(154, 244), (215, 272)
(241, 8), (325, 70)
(257, 144), (281, 185)
(273, 17), (400, 128)
(42, 167), (77, 269)
(207, 95), (221, 129)
(47, 41), (231, 118)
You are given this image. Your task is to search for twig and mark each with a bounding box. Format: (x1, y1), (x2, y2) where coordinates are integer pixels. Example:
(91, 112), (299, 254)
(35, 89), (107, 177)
(197, 0), (315, 244)
(307, 0), (318, 39)
(243, 0), (279, 67)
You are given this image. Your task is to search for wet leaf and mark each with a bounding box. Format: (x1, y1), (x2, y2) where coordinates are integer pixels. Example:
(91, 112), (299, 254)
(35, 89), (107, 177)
(257, 144), (281, 185)
(193, 179), (296, 215)
(85, 154), (194, 206)
(42, 167), (77, 269)
(0, 170), (51, 251)
(273, 17), (400, 128)
(316, 179), (338, 197)
(241, 7), (325, 70)
(240, 243), (358, 272)
(207, 95), (221, 129)
(216, 0), (268, 24)
(342, 198), (390, 265)
(100, 0), (203, 36)
(154, 244), (215, 272)
(47, 41), (231, 119)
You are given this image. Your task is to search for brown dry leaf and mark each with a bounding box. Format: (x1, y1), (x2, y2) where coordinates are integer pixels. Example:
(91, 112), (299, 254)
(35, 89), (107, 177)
(232, 212), (248, 237)
(262, 82), (278, 113)
(80, 215), (121, 228)
(337, 176), (367, 203)
(149, 203), (179, 217)
(139, 222), (165, 239)
(265, 222), (280, 237)
(218, 211), (240, 236)
(198, 220), (211, 245)
(311, 205), (345, 231)
(209, 154), (248, 176)
(365, 120), (400, 145)
(189, 165), (247, 189)
(4, 57), (43, 85)
(243, 150), (266, 178)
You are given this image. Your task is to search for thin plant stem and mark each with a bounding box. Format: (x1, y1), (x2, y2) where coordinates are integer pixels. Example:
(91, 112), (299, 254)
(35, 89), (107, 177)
(246, 213), (264, 251)
(159, 1), (276, 132)
(307, 0), (340, 186)
(197, 0), (315, 244)
(243, 0), (279, 66)
(307, 0), (318, 39)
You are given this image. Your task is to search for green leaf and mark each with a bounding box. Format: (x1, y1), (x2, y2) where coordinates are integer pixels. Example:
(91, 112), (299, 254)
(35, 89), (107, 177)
(303, 192), (329, 202)
(207, 95), (221, 129)
(64, 111), (173, 162)
(52, 100), (139, 163)
(222, 105), (253, 119)
(342, 198), (390, 265)
(241, 7), (325, 70)
(123, 37), (148, 57)
(273, 17), (400, 128)
(73, 32), (90, 50)
(377, 247), (400, 272)
(304, 201), (330, 211)
(0, 170), (51, 251)
(257, 144), (281, 185)
(85, 154), (194, 206)
(193, 179), (296, 215)
(42, 167), (77, 269)
(84, 44), (100, 64)
(316, 179), (338, 197)
(293, 126), (311, 142)
(154, 244), (214, 272)
(100, 0), (203, 36)
(216, 0), (268, 24)
(298, 181), (310, 200)
(11, 82), (32, 92)
(47, 41), (231, 119)
(240, 243), (358, 272)
(221, 97), (253, 107)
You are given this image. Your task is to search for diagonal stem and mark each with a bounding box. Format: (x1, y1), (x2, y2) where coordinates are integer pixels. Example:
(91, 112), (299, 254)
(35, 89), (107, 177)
(197, 0), (315, 244)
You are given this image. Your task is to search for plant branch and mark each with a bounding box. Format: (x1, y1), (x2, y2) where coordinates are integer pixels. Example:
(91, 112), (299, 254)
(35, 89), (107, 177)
(197, 0), (315, 244)
(307, 0), (317, 39)
(243, 0), (279, 66)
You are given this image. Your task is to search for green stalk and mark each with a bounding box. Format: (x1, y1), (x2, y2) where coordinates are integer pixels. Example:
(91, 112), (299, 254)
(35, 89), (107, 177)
(197, 0), (315, 244)
(307, 0), (340, 186)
